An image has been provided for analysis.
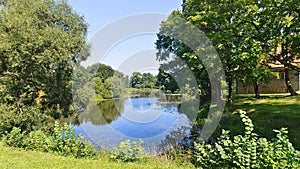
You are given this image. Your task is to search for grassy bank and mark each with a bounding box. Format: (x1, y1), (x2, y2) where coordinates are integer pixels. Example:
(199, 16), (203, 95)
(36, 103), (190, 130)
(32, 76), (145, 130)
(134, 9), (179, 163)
(220, 93), (300, 149)
(0, 143), (194, 169)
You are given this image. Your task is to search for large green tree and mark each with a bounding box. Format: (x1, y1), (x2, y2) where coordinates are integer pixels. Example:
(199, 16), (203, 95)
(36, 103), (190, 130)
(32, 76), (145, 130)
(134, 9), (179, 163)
(252, 0), (300, 95)
(156, 3), (243, 102)
(156, 69), (179, 93)
(0, 0), (89, 117)
(129, 72), (157, 89)
(93, 63), (115, 82)
(156, 0), (299, 101)
(75, 63), (128, 102)
(130, 72), (143, 88)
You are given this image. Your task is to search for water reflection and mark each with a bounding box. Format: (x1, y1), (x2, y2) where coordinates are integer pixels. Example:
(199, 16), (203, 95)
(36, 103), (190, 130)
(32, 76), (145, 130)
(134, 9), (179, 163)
(73, 97), (194, 154)
(78, 99), (124, 125)
(158, 125), (191, 153)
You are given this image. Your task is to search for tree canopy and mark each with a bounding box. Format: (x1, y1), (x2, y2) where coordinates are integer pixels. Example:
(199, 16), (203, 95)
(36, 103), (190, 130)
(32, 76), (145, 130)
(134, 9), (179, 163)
(130, 72), (157, 89)
(0, 0), (89, 117)
(156, 0), (300, 101)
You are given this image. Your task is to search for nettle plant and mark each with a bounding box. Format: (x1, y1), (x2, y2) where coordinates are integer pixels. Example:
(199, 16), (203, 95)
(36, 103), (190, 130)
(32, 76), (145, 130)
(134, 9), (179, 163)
(193, 111), (300, 169)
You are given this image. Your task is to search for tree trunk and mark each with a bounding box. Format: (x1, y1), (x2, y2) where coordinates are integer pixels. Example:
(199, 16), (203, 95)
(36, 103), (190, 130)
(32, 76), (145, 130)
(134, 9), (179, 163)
(284, 66), (298, 96)
(253, 81), (260, 99)
(227, 77), (233, 103)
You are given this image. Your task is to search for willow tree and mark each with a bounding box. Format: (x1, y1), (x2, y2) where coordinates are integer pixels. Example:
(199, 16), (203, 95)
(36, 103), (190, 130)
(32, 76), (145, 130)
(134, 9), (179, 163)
(0, 0), (89, 117)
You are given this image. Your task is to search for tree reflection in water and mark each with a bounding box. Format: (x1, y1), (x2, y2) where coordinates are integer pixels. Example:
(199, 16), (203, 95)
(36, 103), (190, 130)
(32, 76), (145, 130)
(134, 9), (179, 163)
(156, 98), (202, 154)
(77, 99), (124, 125)
(157, 125), (191, 154)
(70, 97), (203, 155)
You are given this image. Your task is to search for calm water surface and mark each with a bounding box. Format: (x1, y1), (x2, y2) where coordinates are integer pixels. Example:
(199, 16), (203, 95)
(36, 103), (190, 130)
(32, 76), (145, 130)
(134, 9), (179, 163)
(73, 98), (192, 153)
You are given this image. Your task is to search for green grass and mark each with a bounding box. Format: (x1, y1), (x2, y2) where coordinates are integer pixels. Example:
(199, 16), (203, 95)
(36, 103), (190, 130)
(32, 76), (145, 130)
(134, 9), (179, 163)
(220, 93), (300, 150)
(0, 142), (195, 169)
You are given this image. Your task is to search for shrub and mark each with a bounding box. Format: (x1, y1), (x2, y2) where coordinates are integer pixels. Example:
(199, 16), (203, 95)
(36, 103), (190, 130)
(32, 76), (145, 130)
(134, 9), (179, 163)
(23, 130), (48, 151)
(0, 104), (54, 136)
(111, 139), (145, 162)
(3, 127), (25, 148)
(47, 122), (97, 159)
(193, 111), (300, 168)
(3, 122), (97, 159)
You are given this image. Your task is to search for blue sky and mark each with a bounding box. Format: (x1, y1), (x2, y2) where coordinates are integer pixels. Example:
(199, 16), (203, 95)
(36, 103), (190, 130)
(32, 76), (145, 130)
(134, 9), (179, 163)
(68, 0), (182, 74)
(68, 0), (182, 38)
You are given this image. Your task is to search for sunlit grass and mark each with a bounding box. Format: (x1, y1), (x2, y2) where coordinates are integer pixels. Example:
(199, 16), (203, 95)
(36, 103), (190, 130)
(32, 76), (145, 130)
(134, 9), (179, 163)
(221, 93), (300, 150)
(0, 142), (194, 169)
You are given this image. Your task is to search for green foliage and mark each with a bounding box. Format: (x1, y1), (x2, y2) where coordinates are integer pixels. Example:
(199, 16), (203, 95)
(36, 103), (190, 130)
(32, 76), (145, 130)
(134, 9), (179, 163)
(0, 104), (54, 136)
(93, 77), (108, 99)
(130, 72), (143, 88)
(157, 0), (300, 100)
(46, 122), (97, 159)
(85, 64), (128, 100)
(23, 130), (48, 151)
(95, 64), (115, 82)
(94, 75), (128, 100)
(72, 63), (129, 117)
(3, 122), (97, 159)
(0, 0), (89, 117)
(130, 72), (157, 89)
(156, 69), (179, 93)
(3, 127), (25, 148)
(111, 140), (145, 162)
(193, 111), (300, 168)
(109, 76), (128, 98)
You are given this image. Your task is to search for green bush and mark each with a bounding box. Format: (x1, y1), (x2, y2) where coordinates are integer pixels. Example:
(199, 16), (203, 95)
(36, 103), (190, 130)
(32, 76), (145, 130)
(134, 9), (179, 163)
(3, 122), (97, 159)
(47, 122), (97, 159)
(193, 111), (300, 168)
(23, 130), (48, 151)
(0, 104), (54, 136)
(3, 127), (25, 148)
(111, 139), (145, 162)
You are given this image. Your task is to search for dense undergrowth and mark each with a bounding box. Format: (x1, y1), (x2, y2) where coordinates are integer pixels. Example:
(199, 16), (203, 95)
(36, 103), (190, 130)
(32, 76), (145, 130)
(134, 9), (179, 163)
(193, 111), (300, 168)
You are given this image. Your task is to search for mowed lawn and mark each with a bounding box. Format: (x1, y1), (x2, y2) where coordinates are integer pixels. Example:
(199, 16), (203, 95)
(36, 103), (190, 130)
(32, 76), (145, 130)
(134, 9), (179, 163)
(0, 143), (195, 169)
(221, 93), (300, 150)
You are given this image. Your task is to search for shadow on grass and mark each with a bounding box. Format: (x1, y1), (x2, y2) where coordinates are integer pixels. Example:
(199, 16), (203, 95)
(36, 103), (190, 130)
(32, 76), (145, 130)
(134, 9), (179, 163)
(220, 94), (300, 150)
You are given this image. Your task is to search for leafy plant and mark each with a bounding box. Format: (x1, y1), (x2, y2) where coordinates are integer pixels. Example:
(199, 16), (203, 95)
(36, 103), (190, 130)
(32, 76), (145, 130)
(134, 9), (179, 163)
(3, 127), (25, 148)
(193, 111), (300, 168)
(23, 130), (48, 151)
(3, 122), (97, 159)
(46, 122), (97, 159)
(111, 139), (145, 162)
(0, 0), (90, 117)
(0, 104), (54, 136)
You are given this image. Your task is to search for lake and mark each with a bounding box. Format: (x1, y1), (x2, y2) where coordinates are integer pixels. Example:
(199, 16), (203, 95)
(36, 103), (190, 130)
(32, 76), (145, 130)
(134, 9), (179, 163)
(73, 97), (194, 154)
